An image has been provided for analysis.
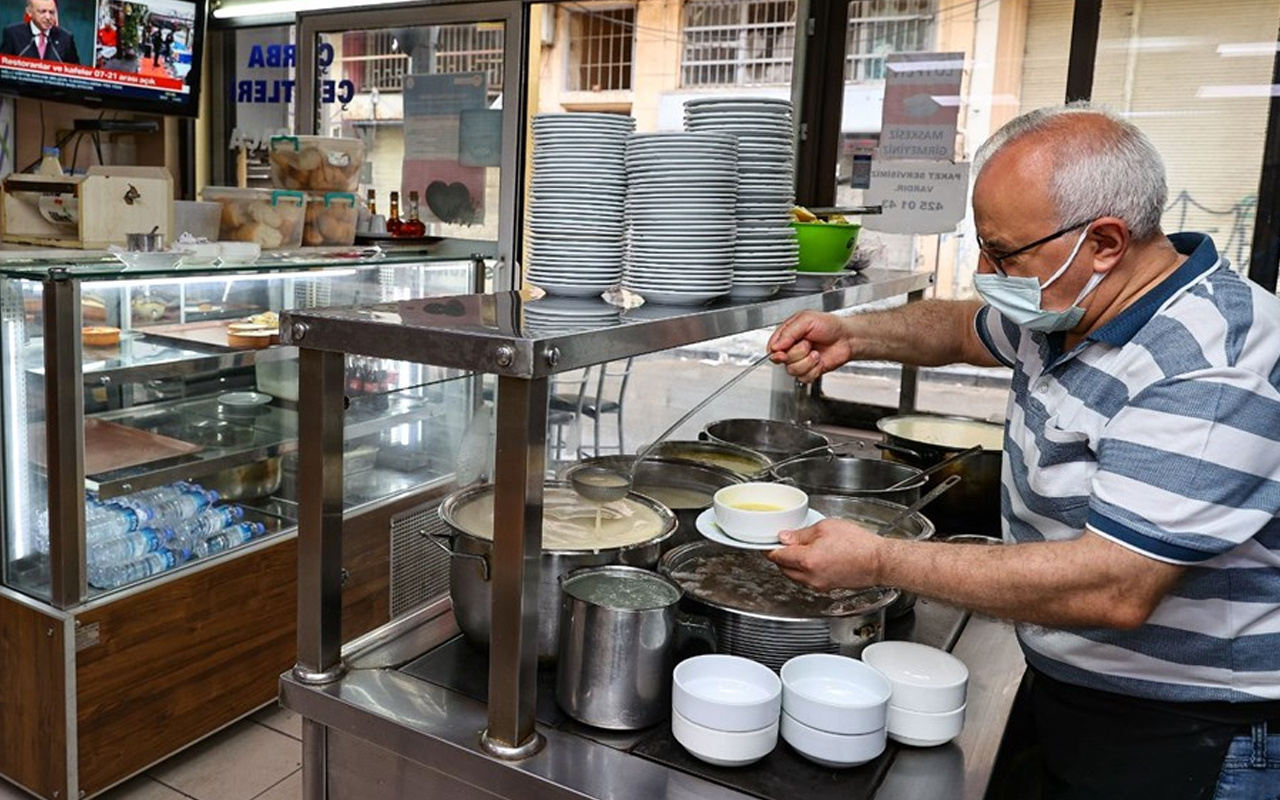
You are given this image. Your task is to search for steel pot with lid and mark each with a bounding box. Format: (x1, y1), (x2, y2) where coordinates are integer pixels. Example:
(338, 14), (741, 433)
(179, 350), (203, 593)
(435, 481), (678, 662)
(702, 418), (830, 461)
(805, 494), (935, 618)
(658, 540), (898, 670)
(561, 455), (743, 553)
(770, 455), (926, 507)
(876, 414), (1004, 536)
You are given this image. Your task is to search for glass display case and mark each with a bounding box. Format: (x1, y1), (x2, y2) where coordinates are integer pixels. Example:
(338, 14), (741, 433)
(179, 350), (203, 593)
(0, 247), (488, 800)
(0, 248), (482, 605)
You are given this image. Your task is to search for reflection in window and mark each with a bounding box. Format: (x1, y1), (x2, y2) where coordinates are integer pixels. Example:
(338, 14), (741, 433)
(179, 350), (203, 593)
(567, 6), (635, 92)
(845, 0), (936, 82)
(342, 31), (409, 93)
(436, 23), (506, 101)
(341, 25), (504, 99)
(681, 0), (796, 87)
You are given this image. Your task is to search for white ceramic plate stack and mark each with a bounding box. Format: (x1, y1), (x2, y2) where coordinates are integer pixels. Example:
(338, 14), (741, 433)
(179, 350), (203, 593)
(623, 132), (739, 306)
(684, 97), (799, 300)
(528, 113), (635, 298)
(862, 641), (969, 747)
(522, 296), (620, 338)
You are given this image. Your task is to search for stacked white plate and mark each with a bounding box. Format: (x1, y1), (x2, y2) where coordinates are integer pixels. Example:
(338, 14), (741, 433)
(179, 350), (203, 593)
(528, 113), (635, 298)
(623, 132), (738, 306)
(522, 296), (620, 338)
(684, 97), (799, 299)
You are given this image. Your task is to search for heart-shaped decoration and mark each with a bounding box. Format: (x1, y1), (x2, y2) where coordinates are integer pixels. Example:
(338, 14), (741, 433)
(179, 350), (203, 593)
(426, 181), (475, 224)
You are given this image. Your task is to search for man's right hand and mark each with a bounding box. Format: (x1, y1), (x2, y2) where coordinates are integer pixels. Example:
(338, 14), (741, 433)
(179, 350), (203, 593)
(767, 311), (853, 384)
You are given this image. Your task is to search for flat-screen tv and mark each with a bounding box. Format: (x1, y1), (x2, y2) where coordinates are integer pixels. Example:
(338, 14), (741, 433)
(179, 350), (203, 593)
(0, 0), (206, 117)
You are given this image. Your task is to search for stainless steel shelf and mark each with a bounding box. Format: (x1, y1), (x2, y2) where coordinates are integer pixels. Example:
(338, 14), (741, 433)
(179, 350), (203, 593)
(282, 268), (934, 377)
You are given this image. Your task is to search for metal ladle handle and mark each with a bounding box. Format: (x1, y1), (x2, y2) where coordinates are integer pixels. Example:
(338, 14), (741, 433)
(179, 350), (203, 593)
(882, 444), (984, 491)
(629, 352), (773, 478)
(879, 474), (962, 536)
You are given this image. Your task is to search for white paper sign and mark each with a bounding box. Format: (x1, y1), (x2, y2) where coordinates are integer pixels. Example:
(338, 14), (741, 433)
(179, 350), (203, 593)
(863, 161), (970, 235)
(879, 52), (965, 162)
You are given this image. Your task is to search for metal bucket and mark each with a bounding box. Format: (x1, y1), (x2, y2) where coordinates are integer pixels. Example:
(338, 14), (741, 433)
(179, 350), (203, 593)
(659, 540), (898, 671)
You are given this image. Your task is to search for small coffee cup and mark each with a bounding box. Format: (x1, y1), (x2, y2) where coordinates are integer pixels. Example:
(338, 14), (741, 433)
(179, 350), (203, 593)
(713, 482), (809, 543)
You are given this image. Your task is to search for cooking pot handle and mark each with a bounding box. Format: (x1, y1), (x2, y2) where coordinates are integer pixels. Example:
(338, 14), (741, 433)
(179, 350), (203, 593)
(674, 611), (718, 660)
(423, 530), (490, 581)
(875, 441), (926, 461)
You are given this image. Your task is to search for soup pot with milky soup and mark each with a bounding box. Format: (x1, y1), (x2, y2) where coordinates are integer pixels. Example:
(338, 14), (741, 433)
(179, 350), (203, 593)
(875, 415), (1004, 537)
(560, 455), (744, 553)
(436, 482), (678, 662)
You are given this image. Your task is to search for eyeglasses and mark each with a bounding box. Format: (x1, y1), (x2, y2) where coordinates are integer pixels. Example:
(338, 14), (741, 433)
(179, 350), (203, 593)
(976, 220), (1092, 274)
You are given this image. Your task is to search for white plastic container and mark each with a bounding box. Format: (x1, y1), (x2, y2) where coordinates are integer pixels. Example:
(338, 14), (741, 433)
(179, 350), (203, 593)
(302, 192), (358, 246)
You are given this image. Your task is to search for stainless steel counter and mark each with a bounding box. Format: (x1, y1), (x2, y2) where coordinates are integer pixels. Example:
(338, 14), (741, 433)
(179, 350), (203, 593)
(277, 270), (1028, 800)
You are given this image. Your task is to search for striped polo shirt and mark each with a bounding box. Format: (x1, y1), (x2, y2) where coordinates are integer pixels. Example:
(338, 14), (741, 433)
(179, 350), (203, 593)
(975, 232), (1280, 703)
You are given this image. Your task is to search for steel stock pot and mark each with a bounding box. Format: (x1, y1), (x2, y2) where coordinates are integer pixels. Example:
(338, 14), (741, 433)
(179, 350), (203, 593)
(436, 482), (677, 662)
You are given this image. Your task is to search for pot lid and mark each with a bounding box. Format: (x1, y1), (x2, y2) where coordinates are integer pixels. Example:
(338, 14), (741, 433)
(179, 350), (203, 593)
(661, 541), (897, 620)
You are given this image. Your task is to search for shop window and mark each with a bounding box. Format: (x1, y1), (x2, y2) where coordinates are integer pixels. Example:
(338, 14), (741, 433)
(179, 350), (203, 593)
(845, 0), (936, 82)
(566, 6), (635, 92)
(340, 25), (504, 99)
(680, 0), (796, 87)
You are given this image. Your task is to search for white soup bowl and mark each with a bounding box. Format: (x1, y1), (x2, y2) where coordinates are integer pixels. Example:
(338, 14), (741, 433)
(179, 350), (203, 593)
(861, 641), (968, 714)
(780, 653), (892, 735)
(671, 708), (778, 767)
(713, 482), (808, 543)
(780, 711), (887, 769)
(672, 654), (782, 732)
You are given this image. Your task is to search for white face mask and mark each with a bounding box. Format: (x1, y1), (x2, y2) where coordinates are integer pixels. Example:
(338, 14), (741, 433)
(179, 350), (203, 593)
(973, 226), (1104, 333)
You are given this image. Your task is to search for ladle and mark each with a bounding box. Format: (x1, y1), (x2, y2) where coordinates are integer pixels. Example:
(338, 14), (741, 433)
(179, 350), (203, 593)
(878, 474), (962, 536)
(881, 444), (984, 492)
(569, 352), (774, 503)
(746, 441), (866, 480)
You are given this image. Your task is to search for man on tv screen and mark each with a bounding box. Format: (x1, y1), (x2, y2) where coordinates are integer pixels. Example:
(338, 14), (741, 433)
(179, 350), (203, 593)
(1, 0), (80, 64)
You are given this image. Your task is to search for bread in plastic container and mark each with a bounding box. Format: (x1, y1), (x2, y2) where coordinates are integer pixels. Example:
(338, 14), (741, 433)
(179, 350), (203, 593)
(269, 135), (365, 193)
(303, 192), (358, 246)
(202, 187), (306, 250)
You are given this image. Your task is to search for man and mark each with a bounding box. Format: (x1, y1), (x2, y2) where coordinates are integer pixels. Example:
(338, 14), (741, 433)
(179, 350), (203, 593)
(767, 103), (1280, 799)
(0, 0), (79, 64)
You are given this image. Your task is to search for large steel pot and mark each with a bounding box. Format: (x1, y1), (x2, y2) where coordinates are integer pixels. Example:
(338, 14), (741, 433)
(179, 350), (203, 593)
(805, 495), (935, 618)
(770, 456), (925, 507)
(876, 415), (1004, 536)
(702, 418), (830, 461)
(561, 455), (742, 552)
(659, 540), (898, 671)
(644, 440), (772, 479)
(436, 482), (678, 662)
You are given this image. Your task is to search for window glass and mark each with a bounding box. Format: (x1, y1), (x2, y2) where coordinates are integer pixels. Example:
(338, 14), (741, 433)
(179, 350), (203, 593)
(681, 0), (796, 87)
(567, 6), (635, 91)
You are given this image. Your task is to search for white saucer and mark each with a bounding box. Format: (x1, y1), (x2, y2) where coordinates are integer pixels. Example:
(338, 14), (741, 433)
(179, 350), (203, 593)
(695, 508), (825, 550)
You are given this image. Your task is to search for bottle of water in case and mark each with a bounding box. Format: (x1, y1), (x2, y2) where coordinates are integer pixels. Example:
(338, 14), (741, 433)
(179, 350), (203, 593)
(172, 505), (243, 540)
(87, 526), (173, 567)
(85, 503), (149, 541)
(194, 522), (265, 558)
(88, 546), (190, 590)
(149, 488), (219, 529)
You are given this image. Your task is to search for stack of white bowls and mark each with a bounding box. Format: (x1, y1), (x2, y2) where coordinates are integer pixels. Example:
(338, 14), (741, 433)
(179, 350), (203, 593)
(862, 641), (969, 747)
(527, 113), (635, 297)
(623, 132), (739, 306)
(684, 97), (799, 300)
(671, 654), (781, 767)
(779, 653), (892, 768)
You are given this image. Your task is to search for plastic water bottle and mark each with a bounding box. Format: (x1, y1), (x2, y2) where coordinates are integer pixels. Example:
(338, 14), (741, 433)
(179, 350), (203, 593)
(88, 547), (189, 589)
(171, 505), (243, 541)
(87, 527), (172, 566)
(194, 522), (265, 558)
(36, 146), (64, 177)
(84, 504), (147, 540)
(150, 488), (219, 528)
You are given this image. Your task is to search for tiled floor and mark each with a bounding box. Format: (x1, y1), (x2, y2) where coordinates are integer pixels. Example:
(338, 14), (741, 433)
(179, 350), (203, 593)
(0, 706), (302, 800)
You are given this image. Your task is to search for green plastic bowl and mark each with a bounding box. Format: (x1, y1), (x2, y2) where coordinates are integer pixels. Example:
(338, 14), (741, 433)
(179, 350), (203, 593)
(791, 221), (861, 273)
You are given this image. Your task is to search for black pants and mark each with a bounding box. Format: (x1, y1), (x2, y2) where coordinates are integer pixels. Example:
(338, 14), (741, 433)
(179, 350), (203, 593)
(997, 667), (1280, 800)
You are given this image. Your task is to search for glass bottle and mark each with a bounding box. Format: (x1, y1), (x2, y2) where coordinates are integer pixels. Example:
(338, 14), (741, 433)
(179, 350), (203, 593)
(366, 189), (377, 217)
(398, 191), (427, 238)
(386, 191), (403, 236)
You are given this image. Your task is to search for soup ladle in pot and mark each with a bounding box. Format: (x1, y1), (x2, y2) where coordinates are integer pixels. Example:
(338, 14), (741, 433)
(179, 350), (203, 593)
(569, 353), (774, 503)
(881, 444), (984, 492)
(878, 474), (962, 536)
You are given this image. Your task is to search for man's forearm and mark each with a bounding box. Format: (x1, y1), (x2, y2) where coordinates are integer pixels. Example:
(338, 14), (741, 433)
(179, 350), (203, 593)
(842, 299), (996, 368)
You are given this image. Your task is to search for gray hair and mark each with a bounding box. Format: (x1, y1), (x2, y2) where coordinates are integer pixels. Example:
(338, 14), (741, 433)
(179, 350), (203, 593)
(973, 102), (1167, 241)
